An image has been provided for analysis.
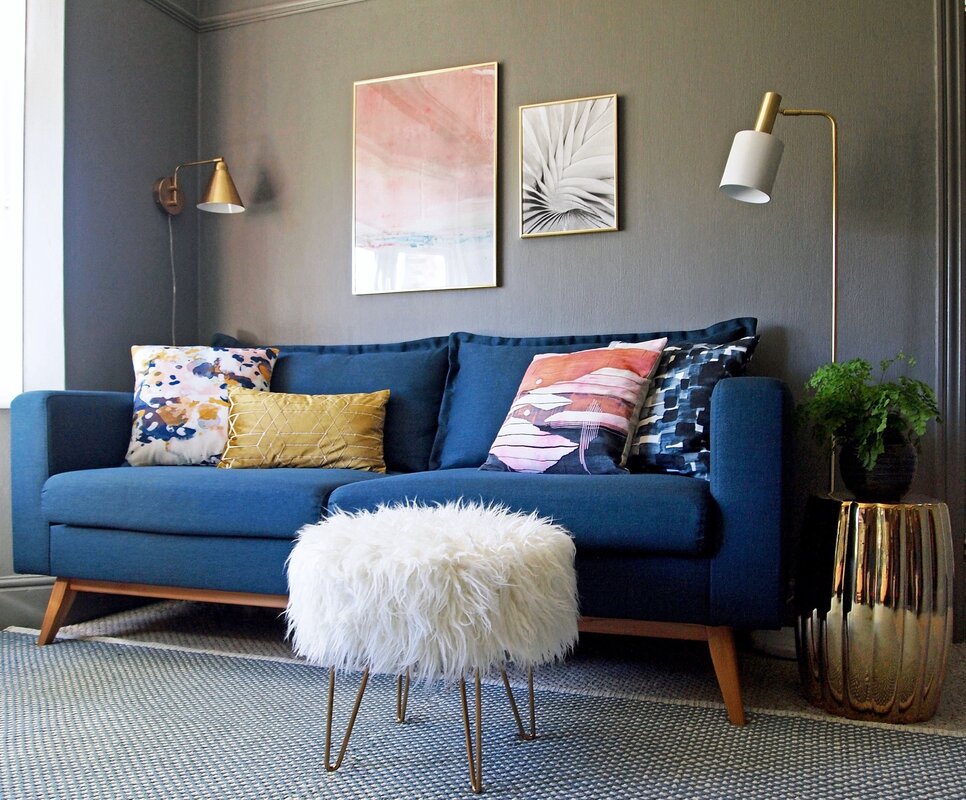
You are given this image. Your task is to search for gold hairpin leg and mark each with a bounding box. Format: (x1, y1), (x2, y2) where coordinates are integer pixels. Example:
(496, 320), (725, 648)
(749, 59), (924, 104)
(459, 670), (484, 794)
(396, 670), (411, 723)
(324, 667), (370, 772)
(501, 666), (537, 741)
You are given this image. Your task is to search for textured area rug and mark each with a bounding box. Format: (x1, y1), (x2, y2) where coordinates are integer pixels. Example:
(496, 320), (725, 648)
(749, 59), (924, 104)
(3, 624), (966, 800)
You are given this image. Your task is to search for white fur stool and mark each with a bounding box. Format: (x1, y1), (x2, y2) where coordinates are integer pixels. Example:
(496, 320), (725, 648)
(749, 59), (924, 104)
(286, 501), (578, 794)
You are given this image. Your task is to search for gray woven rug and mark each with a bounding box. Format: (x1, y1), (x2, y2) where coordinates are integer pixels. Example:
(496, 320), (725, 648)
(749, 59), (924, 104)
(3, 608), (966, 799)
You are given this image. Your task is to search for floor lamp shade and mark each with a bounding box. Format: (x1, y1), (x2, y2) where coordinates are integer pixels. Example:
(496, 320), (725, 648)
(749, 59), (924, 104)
(719, 130), (785, 204)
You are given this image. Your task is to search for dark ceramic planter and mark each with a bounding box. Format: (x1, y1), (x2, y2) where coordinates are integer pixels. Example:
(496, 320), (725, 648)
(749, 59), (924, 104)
(839, 433), (917, 503)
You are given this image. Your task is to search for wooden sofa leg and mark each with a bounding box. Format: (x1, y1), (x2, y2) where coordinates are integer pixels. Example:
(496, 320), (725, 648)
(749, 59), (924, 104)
(38, 578), (77, 646)
(707, 626), (747, 726)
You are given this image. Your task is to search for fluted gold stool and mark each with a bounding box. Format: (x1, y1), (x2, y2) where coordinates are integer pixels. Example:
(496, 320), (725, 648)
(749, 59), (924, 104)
(796, 495), (954, 722)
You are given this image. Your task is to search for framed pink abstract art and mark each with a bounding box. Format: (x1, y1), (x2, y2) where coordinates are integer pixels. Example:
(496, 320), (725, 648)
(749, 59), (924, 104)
(352, 62), (498, 295)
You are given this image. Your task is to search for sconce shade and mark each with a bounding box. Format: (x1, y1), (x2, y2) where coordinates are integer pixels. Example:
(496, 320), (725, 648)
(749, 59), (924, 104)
(719, 130), (785, 204)
(155, 157), (245, 216)
(197, 160), (245, 213)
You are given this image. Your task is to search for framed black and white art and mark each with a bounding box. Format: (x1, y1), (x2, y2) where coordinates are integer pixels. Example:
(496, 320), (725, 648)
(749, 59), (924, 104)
(519, 93), (618, 238)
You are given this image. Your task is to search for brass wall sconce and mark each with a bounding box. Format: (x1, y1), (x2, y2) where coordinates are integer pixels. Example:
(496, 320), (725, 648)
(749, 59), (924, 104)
(154, 157), (245, 216)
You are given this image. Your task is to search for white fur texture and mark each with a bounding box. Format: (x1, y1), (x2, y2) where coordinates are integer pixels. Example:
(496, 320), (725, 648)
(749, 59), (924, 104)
(286, 502), (578, 682)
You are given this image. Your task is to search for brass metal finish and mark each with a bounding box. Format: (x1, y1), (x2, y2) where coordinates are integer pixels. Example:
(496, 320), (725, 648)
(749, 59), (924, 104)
(778, 104), (839, 492)
(395, 671), (410, 723)
(501, 667), (537, 740)
(153, 176), (184, 215)
(154, 156), (244, 216)
(324, 667), (370, 772)
(320, 662), (541, 792)
(780, 108), (838, 367)
(459, 670), (484, 794)
(753, 92), (782, 134)
(198, 160), (244, 212)
(797, 496), (954, 722)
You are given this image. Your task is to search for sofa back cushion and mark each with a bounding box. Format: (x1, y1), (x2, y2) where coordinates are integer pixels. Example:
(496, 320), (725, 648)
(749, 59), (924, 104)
(270, 336), (449, 473)
(430, 318), (758, 470)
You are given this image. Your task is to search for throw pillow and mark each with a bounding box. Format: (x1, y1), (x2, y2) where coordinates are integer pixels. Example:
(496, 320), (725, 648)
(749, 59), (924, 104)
(480, 339), (666, 474)
(429, 318), (758, 470)
(614, 336), (759, 478)
(125, 346), (279, 467)
(211, 334), (450, 474)
(218, 387), (390, 471)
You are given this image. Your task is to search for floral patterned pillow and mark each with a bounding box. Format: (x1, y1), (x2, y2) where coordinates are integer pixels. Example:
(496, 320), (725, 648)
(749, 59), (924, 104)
(479, 339), (666, 474)
(125, 346), (279, 466)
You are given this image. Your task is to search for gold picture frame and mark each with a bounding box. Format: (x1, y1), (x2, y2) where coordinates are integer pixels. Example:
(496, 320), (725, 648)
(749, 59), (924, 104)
(352, 62), (498, 294)
(519, 93), (618, 238)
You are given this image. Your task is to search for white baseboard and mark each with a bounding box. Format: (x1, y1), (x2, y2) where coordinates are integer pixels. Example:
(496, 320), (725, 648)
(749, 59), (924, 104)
(0, 582), (51, 629)
(0, 574), (54, 590)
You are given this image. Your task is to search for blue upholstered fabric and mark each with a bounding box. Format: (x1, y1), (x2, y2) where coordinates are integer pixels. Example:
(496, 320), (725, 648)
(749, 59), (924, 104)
(330, 469), (710, 555)
(429, 318), (758, 470)
(708, 377), (790, 628)
(49, 526), (291, 595)
(271, 337), (449, 474)
(10, 341), (789, 631)
(42, 467), (385, 539)
(576, 552), (710, 623)
(11, 391), (133, 575)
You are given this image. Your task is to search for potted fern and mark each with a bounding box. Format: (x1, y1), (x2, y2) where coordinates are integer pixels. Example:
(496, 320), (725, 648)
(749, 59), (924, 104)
(797, 353), (940, 502)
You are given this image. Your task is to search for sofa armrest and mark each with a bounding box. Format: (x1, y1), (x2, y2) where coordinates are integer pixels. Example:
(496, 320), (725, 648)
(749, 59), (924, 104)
(11, 390), (133, 575)
(709, 377), (790, 629)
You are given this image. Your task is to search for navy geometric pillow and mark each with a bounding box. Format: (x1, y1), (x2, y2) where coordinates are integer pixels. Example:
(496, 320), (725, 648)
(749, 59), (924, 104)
(627, 336), (759, 478)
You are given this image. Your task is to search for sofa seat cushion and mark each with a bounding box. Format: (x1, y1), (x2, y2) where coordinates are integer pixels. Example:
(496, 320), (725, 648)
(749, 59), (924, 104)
(42, 466), (386, 539)
(328, 468), (710, 555)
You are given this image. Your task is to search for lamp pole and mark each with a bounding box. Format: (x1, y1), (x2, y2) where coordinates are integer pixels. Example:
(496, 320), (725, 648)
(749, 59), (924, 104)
(781, 108), (838, 365)
(720, 92), (840, 491)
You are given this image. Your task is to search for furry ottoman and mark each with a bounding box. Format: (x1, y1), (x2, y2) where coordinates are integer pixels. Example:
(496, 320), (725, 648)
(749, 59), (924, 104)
(285, 501), (578, 793)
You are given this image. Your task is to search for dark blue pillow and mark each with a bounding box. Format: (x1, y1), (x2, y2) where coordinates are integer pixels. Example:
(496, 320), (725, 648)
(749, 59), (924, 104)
(212, 335), (449, 474)
(429, 319), (757, 470)
(629, 336), (759, 478)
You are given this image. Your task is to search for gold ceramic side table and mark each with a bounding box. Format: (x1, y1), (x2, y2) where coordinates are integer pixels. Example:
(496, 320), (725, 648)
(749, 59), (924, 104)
(796, 494), (954, 722)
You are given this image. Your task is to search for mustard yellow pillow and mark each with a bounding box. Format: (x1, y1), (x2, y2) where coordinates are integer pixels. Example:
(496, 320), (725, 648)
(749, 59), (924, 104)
(219, 387), (390, 471)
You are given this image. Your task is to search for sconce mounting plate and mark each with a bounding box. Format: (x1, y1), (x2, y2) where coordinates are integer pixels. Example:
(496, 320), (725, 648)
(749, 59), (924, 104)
(154, 177), (184, 216)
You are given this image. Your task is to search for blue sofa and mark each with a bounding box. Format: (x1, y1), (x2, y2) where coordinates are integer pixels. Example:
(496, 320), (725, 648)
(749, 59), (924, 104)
(11, 318), (789, 726)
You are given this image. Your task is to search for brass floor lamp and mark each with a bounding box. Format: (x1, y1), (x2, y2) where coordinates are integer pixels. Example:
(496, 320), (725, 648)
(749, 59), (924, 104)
(719, 91), (838, 491)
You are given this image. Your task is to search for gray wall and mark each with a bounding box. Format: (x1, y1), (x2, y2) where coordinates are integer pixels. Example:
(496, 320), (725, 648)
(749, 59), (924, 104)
(198, 0), (942, 500)
(64, 0), (200, 392)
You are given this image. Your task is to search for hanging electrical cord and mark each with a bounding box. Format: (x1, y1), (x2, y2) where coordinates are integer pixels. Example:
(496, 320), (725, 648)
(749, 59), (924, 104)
(168, 214), (177, 346)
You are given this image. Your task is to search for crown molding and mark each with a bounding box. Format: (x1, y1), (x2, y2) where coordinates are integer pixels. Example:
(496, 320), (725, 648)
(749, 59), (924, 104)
(199, 0), (369, 31)
(143, 0), (201, 31)
(144, 0), (369, 33)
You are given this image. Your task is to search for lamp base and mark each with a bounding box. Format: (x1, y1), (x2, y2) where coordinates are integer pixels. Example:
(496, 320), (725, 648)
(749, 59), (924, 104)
(153, 177), (183, 216)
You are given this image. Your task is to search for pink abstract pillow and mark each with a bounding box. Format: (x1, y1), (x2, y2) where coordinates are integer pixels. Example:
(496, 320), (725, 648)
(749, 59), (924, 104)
(479, 338), (667, 474)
